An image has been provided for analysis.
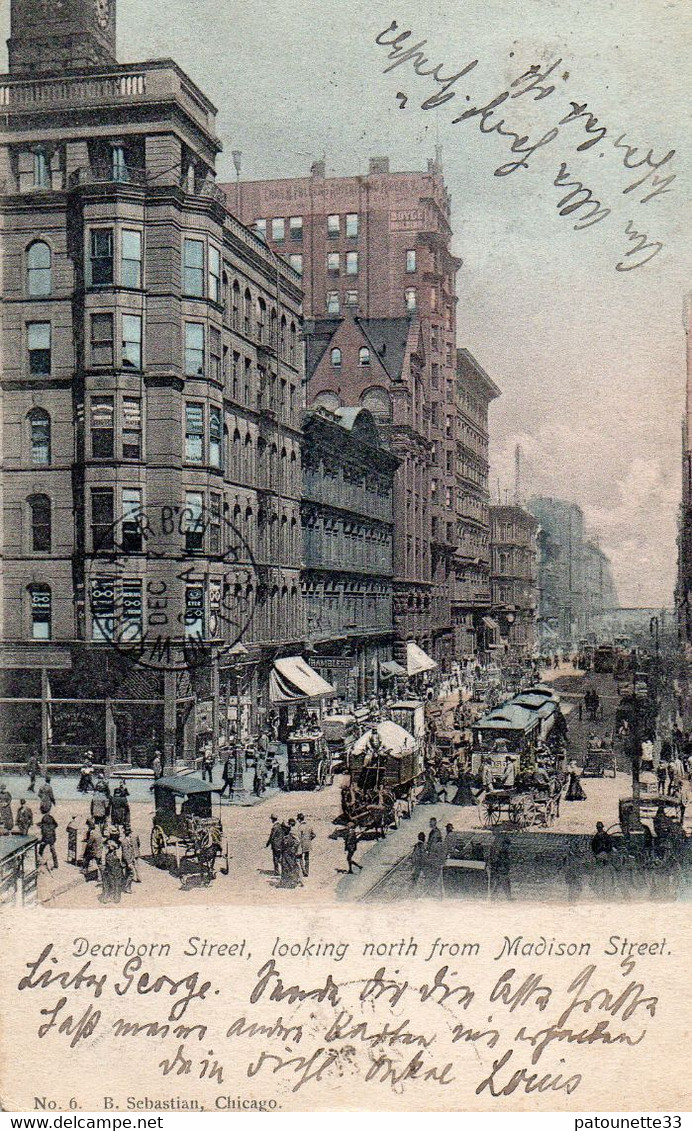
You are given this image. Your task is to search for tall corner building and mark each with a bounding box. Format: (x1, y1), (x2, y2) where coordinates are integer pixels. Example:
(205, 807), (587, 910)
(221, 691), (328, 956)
(229, 156), (499, 667)
(0, 0), (306, 769)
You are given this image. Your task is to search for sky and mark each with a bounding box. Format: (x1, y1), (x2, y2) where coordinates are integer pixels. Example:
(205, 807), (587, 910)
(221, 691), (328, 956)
(2, 0), (689, 606)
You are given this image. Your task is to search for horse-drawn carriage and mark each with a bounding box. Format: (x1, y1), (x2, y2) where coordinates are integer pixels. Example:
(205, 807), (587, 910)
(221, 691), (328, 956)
(286, 730), (332, 790)
(341, 721), (423, 836)
(150, 776), (230, 886)
(583, 738), (617, 778)
(480, 770), (562, 829)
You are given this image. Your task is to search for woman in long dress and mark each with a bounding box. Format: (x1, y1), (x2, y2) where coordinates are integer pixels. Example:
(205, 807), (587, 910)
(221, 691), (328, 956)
(278, 829), (303, 888)
(100, 841), (124, 903)
(565, 760), (587, 801)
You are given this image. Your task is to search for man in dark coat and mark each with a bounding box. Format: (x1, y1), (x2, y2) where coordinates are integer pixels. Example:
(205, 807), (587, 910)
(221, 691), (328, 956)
(266, 814), (283, 876)
(344, 823), (361, 873)
(38, 811), (58, 869)
(591, 821), (613, 858)
(90, 790), (109, 829)
(82, 819), (103, 879)
(110, 783), (130, 829)
(26, 751), (40, 793)
(0, 784), (13, 833)
(16, 799), (33, 837)
(38, 776), (56, 814)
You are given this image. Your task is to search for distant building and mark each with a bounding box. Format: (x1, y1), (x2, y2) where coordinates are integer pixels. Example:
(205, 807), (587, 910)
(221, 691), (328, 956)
(301, 406), (399, 701)
(677, 294), (692, 644)
(490, 506), (539, 655)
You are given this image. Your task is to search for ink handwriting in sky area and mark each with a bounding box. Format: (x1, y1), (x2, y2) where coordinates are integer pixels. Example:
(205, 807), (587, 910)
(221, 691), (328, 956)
(375, 20), (678, 272)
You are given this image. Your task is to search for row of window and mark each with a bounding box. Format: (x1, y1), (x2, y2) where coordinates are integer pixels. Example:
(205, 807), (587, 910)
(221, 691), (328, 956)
(329, 346), (372, 368)
(325, 289), (416, 315)
(326, 251), (359, 276)
(255, 213), (359, 242)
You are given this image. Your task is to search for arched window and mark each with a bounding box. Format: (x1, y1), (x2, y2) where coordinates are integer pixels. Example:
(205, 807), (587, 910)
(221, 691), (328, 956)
(28, 584), (51, 639)
(28, 408), (50, 464)
(27, 241), (52, 297)
(280, 314), (287, 357)
(232, 280), (240, 329)
(289, 321), (297, 363)
(361, 386), (392, 422)
(358, 347), (370, 367)
(29, 494), (51, 552)
(330, 347), (342, 368)
(244, 288), (252, 335)
(313, 390), (341, 412)
(270, 307), (278, 348)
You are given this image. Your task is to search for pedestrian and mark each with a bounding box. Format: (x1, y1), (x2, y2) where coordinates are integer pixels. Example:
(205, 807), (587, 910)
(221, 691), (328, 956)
(77, 755), (95, 793)
(266, 814), (284, 876)
(82, 818), (103, 879)
(110, 782), (130, 829)
(100, 839), (124, 903)
(26, 750), (40, 793)
(151, 750), (163, 780)
(90, 789), (109, 830)
(344, 822), (361, 873)
(120, 825), (141, 889)
(201, 747), (214, 783)
(679, 775), (691, 824)
(0, 783), (13, 834)
(15, 799), (33, 837)
(38, 810), (58, 870)
(411, 831), (426, 886)
(591, 821), (613, 858)
(296, 812), (315, 877)
(220, 751), (234, 797)
(501, 756), (516, 789)
(427, 816), (442, 854)
(253, 762), (265, 797)
(278, 823), (303, 888)
(38, 776), (56, 814)
(565, 760), (587, 801)
(657, 760), (668, 796)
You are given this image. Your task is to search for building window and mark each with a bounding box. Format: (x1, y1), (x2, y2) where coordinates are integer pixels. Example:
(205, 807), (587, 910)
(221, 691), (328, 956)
(209, 245), (221, 303)
(406, 249), (417, 273)
(430, 286), (438, 311)
(209, 492), (221, 554)
(288, 253), (303, 275)
(91, 488), (114, 551)
(255, 219), (266, 242)
(121, 580), (143, 642)
(326, 291), (340, 314)
(327, 252), (340, 276)
(185, 323), (204, 376)
(33, 149), (50, 189)
(91, 577), (115, 641)
(345, 290), (358, 307)
(183, 237), (204, 296)
(28, 322), (51, 374)
(405, 287), (417, 311)
(122, 314), (142, 369)
(111, 144), (128, 182)
(121, 229), (142, 288)
(122, 397), (142, 459)
(30, 585), (51, 639)
(29, 409), (50, 465)
(272, 218), (285, 242)
(29, 494), (51, 552)
(209, 405), (222, 468)
(244, 289), (252, 335)
(289, 216), (303, 240)
(358, 346), (370, 366)
(184, 492), (204, 553)
(330, 347), (342, 367)
(185, 402), (204, 462)
(27, 241), (51, 296)
(345, 251), (358, 275)
(90, 313), (114, 366)
(210, 326), (221, 381)
(327, 214), (340, 238)
(121, 488), (142, 552)
(90, 395), (114, 458)
(346, 212), (358, 238)
(90, 229), (113, 286)
(184, 583), (205, 638)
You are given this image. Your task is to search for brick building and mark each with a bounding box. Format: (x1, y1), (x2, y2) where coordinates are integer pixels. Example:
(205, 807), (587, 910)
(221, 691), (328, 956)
(490, 505), (539, 655)
(301, 405), (398, 701)
(229, 156), (468, 669)
(0, 0), (306, 768)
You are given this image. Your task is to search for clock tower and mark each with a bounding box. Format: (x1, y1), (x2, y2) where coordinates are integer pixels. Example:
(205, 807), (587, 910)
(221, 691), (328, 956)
(7, 0), (117, 75)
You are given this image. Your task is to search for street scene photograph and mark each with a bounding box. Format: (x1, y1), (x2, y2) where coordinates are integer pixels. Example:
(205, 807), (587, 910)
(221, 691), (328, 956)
(0, 0), (689, 911)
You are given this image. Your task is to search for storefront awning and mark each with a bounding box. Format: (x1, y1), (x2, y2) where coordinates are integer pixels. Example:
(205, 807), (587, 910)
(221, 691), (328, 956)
(269, 656), (335, 703)
(406, 641), (438, 676)
(482, 616), (500, 631)
(380, 660), (407, 678)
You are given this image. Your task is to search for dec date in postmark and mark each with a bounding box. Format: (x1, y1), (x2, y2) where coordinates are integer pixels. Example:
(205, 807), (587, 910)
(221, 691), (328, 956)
(86, 501), (259, 672)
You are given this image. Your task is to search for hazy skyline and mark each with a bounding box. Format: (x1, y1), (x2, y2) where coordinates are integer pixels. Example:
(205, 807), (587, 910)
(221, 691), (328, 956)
(3, 0), (688, 605)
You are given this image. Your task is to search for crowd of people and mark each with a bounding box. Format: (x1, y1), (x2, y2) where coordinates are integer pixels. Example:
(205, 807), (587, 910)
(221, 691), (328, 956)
(265, 812), (316, 887)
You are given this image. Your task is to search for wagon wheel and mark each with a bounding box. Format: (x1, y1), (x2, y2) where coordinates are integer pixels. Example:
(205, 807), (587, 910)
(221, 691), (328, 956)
(482, 800), (501, 827)
(508, 800), (524, 827)
(150, 825), (166, 862)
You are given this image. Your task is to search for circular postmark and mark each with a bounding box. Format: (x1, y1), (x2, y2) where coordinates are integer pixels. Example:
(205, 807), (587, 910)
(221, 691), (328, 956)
(85, 500), (261, 672)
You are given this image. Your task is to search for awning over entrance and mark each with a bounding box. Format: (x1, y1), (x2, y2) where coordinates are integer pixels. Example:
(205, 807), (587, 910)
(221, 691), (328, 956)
(405, 641), (438, 676)
(379, 660), (407, 679)
(269, 656), (335, 703)
(482, 616), (500, 632)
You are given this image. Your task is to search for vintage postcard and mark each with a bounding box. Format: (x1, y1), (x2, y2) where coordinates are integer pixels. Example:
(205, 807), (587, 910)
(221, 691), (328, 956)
(0, 0), (690, 1115)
